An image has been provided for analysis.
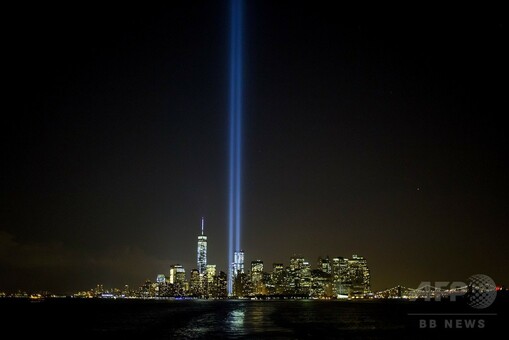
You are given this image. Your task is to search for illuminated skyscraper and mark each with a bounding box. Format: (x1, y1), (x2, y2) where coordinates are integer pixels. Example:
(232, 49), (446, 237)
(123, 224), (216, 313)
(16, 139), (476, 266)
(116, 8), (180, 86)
(168, 264), (186, 296)
(251, 259), (264, 295)
(271, 263), (285, 294)
(232, 250), (244, 277)
(290, 255), (304, 271)
(318, 256), (331, 274)
(232, 263), (248, 298)
(331, 257), (350, 296)
(205, 264), (217, 297)
(348, 254), (371, 297)
(206, 264), (216, 282)
(251, 260), (263, 284)
(190, 269), (201, 296)
(300, 260), (311, 294)
(168, 264), (186, 286)
(168, 264), (185, 285)
(197, 217), (207, 274)
(206, 264), (217, 281)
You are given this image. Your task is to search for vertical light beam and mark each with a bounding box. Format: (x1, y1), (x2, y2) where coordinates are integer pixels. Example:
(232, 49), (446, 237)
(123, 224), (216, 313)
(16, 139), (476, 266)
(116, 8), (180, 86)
(228, 0), (243, 295)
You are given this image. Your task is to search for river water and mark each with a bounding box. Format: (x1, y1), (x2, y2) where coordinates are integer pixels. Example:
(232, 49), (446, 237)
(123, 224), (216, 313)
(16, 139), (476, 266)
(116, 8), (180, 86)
(2, 298), (505, 338)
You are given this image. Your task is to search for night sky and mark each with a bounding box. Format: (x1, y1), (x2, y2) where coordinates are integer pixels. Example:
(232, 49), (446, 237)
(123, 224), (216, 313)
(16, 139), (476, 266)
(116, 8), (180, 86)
(2, 3), (507, 293)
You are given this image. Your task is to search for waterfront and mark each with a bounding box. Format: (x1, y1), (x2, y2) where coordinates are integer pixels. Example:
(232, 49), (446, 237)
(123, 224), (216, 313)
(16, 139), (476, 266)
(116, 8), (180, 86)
(2, 297), (506, 338)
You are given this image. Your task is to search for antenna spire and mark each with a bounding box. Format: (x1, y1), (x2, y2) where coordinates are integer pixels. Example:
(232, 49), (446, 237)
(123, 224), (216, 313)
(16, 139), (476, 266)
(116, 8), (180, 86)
(201, 217), (204, 235)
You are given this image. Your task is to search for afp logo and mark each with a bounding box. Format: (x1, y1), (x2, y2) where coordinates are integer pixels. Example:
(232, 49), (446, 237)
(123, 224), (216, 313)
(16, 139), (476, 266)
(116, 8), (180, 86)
(466, 274), (497, 309)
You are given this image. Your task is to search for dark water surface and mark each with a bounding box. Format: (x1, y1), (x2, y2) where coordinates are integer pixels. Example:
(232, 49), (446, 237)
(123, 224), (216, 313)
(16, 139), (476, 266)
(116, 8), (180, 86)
(2, 298), (506, 338)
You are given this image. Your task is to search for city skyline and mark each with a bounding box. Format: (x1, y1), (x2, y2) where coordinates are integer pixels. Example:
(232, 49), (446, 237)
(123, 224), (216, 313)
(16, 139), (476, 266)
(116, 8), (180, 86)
(3, 219), (376, 299)
(1, 3), (507, 294)
(0, 214), (504, 295)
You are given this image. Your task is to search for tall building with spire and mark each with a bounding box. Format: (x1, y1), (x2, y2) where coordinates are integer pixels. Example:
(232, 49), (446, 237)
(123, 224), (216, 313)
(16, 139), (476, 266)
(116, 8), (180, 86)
(197, 217), (207, 274)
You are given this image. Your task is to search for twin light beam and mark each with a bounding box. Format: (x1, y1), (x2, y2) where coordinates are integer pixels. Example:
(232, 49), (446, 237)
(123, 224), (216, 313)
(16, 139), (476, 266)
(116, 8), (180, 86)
(228, 0), (244, 295)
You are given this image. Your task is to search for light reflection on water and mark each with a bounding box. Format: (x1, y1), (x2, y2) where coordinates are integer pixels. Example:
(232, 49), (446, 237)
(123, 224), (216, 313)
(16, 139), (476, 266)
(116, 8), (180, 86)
(226, 308), (245, 333)
(222, 302), (293, 338)
(8, 298), (414, 338)
(170, 300), (398, 338)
